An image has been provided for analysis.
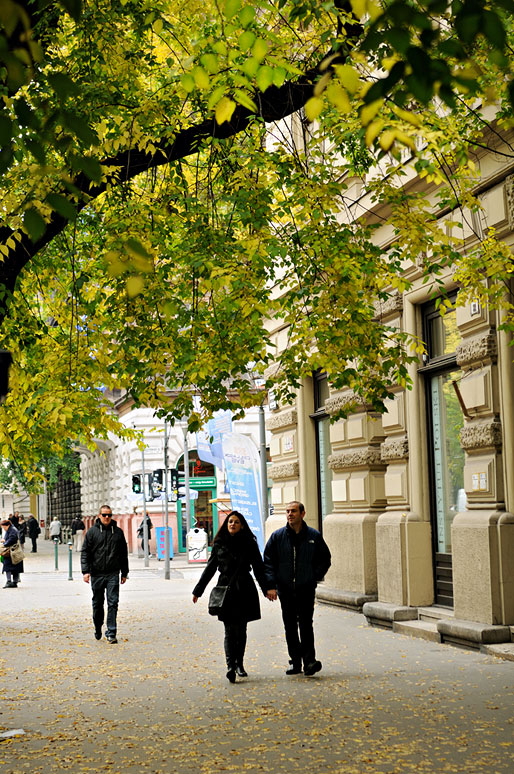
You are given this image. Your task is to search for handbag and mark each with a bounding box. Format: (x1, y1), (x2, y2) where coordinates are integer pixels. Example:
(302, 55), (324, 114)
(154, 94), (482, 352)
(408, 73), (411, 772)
(9, 542), (24, 564)
(0, 544), (10, 557)
(208, 584), (229, 615)
(207, 557), (243, 616)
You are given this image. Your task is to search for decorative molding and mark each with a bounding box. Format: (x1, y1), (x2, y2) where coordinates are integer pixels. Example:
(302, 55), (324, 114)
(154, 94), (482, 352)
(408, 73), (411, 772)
(460, 419), (502, 450)
(456, 332), (497, 367)
(505, 174), (514, 230)
(325, 392), (369, 416)
(328, 448), (383, 471)
(373, 290), (403, 320)
(269, 461), (300, 480)
(267, 408), (298, 431)
(380, 436), (409, 462)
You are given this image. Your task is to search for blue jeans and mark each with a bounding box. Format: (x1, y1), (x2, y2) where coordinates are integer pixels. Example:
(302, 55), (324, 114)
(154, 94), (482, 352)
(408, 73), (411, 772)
(91, 573), (120, 637)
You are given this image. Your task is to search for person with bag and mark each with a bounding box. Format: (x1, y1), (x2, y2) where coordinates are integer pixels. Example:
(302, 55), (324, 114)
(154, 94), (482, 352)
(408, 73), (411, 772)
(71, 515), (86, 553)
(192, 511), (270, 683)
(0, 516), (24, 588)
(27, 514), (41, 552)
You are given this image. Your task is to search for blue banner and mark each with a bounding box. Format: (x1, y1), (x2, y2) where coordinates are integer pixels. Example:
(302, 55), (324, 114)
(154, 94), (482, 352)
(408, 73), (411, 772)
(155, 526), (173, 560)
(196, 409), (232, 470)
(222, 433), (264, 552)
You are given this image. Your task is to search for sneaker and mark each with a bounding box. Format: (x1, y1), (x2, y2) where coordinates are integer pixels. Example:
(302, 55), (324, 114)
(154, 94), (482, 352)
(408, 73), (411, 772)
(285, 663), (302, 675)
(304, 660), (322, 676)
(105, 635), (118, 644)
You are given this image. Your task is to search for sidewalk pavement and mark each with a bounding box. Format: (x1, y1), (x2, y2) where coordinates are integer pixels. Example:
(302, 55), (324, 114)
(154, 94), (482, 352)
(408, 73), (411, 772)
(0, 539), (513, 774)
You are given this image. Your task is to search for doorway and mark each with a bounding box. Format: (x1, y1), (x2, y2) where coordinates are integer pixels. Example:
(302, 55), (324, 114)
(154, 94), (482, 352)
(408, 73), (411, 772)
(176, 451), (218, 553)
(422, 299), (465, 607)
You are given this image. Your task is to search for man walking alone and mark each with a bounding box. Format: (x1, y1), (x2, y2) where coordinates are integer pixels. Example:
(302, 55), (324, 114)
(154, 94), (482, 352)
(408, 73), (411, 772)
(264, 501), (331, 676)
(81, 505), (129, 644)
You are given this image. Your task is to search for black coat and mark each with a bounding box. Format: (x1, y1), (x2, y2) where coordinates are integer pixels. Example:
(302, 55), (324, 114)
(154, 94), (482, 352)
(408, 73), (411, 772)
(263, 523), (331, 593)
(1, 524), (24, 574)
(193, 533), (269, 623)
(27, 517), (40, 539)
(81, 518), (129, 577)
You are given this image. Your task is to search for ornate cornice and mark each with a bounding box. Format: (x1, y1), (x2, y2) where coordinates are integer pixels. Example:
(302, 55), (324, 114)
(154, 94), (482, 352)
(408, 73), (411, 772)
(267, 408), (298, 431)
(505, 174), (514, 230)
(373, 289), (403, 321)
(380, 436), (409, 462)
(456, 332), (497, 367)
(460, 419), (502, 450)
(325, 392), (368, 417)
(328, 448), (383, 471)
(269, 461), (300, 480)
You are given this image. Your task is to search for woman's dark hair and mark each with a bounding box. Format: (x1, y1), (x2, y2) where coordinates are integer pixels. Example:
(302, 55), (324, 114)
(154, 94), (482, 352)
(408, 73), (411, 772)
(213, 510), (254, 545)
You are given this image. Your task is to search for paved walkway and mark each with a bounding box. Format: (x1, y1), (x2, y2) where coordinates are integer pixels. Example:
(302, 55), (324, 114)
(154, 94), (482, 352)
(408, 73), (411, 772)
(0, 539), (512, 773)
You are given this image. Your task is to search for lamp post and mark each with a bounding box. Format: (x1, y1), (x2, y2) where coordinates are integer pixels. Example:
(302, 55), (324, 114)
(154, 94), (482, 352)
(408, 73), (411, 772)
(163, 419), (170, 580)
(182, 420), (192, 538)
(258, 402), (269, 528)
(141, 444), (149, 568)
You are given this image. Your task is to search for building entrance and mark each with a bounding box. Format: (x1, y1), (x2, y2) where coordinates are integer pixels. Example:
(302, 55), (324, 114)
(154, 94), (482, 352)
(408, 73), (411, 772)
(422, 299), (465, 607)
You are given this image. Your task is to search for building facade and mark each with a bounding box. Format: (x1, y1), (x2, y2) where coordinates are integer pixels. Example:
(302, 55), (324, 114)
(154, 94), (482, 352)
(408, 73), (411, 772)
(265, 127), (514, 649)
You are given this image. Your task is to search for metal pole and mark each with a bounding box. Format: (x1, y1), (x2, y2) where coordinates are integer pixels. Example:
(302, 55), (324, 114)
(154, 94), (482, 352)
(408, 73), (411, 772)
(164, 420), (170, 580)
(259, 403), (269, 530)
(142, 445), (149, 567)
(183, 424), (191, 532)
(54, 537), (59, 570)
(68, 540), (73, 580)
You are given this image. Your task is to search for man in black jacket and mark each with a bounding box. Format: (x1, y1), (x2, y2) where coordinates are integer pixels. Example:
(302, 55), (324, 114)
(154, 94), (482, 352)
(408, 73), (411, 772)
(81, 505), (129, 644)
(264, 501), (331, 676)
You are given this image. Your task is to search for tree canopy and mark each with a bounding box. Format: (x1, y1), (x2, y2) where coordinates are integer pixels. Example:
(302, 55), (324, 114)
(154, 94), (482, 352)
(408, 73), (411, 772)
(1, 0), (514, 483)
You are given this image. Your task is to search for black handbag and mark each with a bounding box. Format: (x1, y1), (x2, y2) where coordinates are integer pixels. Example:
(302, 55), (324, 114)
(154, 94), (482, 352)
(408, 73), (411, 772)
(208, 584), (229, 615)
(207, 558), (243, 616)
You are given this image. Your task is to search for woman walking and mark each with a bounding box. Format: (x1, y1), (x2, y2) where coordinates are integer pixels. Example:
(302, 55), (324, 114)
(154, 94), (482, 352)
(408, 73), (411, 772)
(1, 517), (24, 588)
(192, 511), (269, 683)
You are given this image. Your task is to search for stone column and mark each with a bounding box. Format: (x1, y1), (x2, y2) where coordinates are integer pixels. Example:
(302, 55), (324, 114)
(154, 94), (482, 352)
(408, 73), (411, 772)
(322, 392), (386, 596)
(452, 306), (514, 624)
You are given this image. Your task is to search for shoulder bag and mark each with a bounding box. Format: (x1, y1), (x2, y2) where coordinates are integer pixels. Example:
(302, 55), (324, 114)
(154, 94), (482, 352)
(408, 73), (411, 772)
(9, 541), (25, 564)
(208, 558), (243, 616)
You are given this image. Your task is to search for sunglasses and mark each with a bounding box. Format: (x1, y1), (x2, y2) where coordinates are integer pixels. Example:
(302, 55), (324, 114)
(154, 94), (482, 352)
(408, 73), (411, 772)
(100, 513), (113, 518)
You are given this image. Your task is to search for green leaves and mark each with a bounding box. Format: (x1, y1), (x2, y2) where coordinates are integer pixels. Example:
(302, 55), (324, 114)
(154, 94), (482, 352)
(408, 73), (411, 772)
(23, 209), (46, 242)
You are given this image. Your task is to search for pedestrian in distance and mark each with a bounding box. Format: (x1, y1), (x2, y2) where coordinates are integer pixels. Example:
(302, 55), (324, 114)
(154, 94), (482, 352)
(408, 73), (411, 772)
(192, 511), (270, 683)
(1, 516), (24, 588)
(264, 501), (331, 677)
(17, 514), (27, 545)
(71, 515), (86, 553)
(137, 515), (153, 556)
(81, 505), (129, 644)
(49, 516), (62, 544)
(27, 514), (41, 552)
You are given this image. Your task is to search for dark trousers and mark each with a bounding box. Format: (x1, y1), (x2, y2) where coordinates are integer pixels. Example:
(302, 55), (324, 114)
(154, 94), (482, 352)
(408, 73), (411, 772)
(91, 573), (120, 637)
(223, 622), (247, 669)
(279, 587), (316, 667)
(31, 537), (37, 552)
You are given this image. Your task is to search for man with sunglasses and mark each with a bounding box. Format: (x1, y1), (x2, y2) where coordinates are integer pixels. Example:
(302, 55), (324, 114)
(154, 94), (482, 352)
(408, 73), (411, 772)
(81, 505), (129, 644)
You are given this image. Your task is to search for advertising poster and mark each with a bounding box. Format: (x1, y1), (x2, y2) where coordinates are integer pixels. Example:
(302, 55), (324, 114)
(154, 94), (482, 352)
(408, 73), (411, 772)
(222, 433), (264, 552)
(196, 409), (232, 470)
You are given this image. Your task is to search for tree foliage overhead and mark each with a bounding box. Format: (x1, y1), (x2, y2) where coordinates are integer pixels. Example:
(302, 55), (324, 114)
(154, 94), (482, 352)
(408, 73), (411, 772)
(1, 0), (514, 479)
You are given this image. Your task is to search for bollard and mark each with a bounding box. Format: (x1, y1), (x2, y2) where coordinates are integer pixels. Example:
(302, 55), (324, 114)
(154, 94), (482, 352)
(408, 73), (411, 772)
(68, 540), (73, 580)
(54, 537), (59, 570)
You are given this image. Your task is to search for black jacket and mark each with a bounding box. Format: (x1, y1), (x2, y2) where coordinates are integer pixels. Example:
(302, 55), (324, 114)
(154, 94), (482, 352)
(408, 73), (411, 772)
(263, 523), (331, 593)
(71, 518), (85, 535)
(27, 517), (40, 538)
(193, 533), (269, 623)
(1, 524), (23, 574)
(81, 518), (129, 577)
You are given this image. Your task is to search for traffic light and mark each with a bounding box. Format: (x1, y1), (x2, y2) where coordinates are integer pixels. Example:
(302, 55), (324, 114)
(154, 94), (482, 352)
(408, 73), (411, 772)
(132, 475), (142, 493)
(170, 468), (179, 489)
(152, 469), (164, 492)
